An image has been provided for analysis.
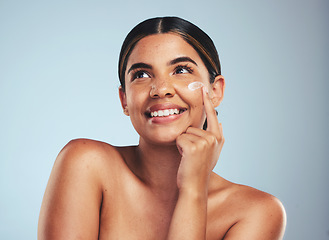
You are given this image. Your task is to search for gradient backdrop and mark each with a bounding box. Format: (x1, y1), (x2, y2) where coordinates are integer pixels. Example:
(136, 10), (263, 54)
(1, 0), (328, 239)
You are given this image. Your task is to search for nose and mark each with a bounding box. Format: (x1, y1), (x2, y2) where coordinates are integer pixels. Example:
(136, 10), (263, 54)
(150, 77), (175, 98)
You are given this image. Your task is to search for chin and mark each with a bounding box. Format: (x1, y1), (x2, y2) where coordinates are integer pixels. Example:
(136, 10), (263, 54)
(140, 127), (185, 146)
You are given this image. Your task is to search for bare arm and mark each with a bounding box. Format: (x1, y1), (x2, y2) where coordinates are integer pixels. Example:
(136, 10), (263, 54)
(38, 139), (103, 240)
(167, 86), (224, 239)
(166, 182), (209, 239)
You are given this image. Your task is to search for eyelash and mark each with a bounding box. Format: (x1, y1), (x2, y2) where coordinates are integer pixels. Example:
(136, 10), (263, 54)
(130, 64), (194, 81)
(131, 69), (151, 81)
(174, 64), (194, 74)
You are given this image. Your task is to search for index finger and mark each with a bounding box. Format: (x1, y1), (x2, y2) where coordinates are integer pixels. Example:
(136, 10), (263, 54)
(202, 86), (220, 134)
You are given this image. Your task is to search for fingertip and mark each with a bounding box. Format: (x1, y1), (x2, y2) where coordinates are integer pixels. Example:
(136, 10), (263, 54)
(202, 86), (210, 105)
(202, 86), (209, 94)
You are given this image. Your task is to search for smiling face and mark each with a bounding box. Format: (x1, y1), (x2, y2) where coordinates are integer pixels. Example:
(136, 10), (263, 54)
(119, 33), (223, 145)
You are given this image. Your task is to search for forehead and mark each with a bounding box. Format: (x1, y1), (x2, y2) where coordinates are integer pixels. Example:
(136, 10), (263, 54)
(127, 33), (204, 66)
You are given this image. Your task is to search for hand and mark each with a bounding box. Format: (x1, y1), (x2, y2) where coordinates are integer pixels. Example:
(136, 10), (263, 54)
(176, 87), (224, 191)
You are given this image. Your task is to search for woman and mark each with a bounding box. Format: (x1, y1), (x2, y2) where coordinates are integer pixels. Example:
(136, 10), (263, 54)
(38, 17), (286, 239)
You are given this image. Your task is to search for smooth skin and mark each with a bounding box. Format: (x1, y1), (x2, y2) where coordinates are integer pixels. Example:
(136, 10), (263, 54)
(38, 34), (286, 240)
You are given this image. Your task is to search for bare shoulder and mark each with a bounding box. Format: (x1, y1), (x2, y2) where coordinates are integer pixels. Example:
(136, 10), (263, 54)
(38, 138), (128, 240)
(208, 173), (286, 240)
(54, 138), (129, 174)
(58, 138), (118, 161)
(231, 182), (286, 227)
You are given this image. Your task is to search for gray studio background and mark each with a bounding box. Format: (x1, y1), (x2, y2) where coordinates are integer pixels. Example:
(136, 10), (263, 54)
(1, 0), (328, 239)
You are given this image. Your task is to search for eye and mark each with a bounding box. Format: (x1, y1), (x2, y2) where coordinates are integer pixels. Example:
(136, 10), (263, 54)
(132, 70), (150, 80)
(174, 64), (193, 75)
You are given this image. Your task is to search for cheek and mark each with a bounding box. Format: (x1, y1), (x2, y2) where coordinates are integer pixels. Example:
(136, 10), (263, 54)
(125, 88), (146, 112)
(178, 86), (204, 109)
(179, 88), (206, 129)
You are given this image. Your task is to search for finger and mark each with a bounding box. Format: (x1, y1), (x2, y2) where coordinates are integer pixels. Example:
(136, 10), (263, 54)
(187, 126), (221, 148)
(186, 127), (207, 137)
(176, 135), (195, 156)
(202, 86), (220, 134)
(178, 132), (203, 144)
(176, 133), (212, 157)
(186, 127), (215, 140)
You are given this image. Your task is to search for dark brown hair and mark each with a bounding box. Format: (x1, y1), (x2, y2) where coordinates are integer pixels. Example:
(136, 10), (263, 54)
(118, 16), (221, 91)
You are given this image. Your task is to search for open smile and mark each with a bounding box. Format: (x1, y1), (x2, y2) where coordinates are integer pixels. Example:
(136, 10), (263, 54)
(149, 108), (186, 118)
(145, 103), (187, 122)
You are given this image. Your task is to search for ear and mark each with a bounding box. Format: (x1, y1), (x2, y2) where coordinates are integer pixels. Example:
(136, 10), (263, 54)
(210, 75), (225, 108)
(119, 86), (129, 116)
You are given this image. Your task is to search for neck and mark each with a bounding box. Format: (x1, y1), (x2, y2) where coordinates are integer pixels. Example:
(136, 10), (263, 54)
(133, 138), (182, 197)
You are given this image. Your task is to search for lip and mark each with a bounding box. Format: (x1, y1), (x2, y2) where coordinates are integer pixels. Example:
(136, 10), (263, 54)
(147, 103), (187, 113)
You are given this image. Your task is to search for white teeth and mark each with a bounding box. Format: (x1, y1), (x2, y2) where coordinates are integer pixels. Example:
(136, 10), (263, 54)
(150, 108), (182, 118)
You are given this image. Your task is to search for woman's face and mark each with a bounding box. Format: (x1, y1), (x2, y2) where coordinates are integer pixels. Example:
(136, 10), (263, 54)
(120, 33), (221, 145)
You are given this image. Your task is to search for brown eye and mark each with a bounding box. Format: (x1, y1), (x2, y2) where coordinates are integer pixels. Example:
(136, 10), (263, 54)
(174, 64), (193, 75)
(175, 67), (189, 74)
(132, 71), (150, 80)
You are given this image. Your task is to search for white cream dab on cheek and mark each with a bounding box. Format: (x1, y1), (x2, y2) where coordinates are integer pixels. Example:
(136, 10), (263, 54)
(188, 82), (204, 91)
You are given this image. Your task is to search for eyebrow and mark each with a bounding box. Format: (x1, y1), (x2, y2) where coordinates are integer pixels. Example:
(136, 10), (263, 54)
(169, 56), (198, 66)
(127, 63), (152, 74)
(127, 56), (198, 74)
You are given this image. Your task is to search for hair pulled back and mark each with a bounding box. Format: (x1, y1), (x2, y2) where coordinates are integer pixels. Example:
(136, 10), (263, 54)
(118, 16), (221, 91)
